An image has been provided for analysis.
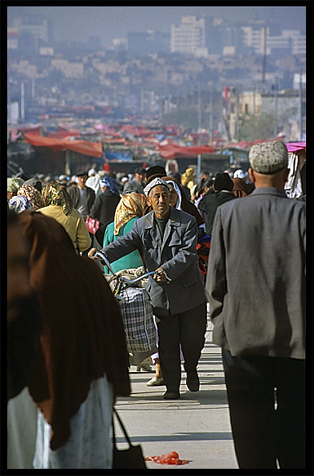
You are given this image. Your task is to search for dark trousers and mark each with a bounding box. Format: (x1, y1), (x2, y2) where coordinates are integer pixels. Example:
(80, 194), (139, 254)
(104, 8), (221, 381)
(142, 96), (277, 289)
(156, 302), (207, 393)
(222, 349), (305, 469)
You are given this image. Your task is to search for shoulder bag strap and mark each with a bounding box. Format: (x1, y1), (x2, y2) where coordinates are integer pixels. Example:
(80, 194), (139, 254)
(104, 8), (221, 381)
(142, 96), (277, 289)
(112, 407), (132, 447)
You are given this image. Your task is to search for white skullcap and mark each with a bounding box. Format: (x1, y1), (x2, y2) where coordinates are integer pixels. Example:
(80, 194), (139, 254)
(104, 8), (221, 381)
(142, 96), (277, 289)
(143, 177), (171, 196)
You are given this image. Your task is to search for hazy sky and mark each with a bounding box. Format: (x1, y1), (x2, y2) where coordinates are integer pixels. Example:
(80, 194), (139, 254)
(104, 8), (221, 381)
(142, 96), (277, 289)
(7, 5), (306, 46)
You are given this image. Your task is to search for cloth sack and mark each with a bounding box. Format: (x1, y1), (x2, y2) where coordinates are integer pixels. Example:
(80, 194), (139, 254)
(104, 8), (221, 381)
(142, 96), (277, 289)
(104, 266), (148, 292)
(85, 216), (100, 234)
(118, 287), (156, 354)
(112, 407), (147, 469)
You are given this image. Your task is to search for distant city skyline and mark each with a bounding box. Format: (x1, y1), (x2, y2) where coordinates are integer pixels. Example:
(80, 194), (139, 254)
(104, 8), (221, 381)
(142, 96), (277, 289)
(7, 5), (306, 46)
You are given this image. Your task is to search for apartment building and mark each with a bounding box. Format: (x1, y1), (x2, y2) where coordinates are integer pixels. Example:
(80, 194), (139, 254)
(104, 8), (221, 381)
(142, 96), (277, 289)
(171, 16), (207, 56)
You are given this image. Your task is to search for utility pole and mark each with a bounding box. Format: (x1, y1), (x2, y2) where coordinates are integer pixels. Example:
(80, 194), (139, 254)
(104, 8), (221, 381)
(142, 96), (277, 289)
(32, 78), (36, 100)
(262, 27), (267, 82)
(20, 82), (25, 122)
(299, 69), (303, 141)
(274, 77), (278, 136)
(235, 86), (239, 138)
(198, 85), (202, 143)
(208, 88), (213, 142)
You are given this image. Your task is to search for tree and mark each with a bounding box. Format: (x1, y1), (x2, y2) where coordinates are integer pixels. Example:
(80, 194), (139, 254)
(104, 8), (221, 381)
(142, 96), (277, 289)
(235, 110), (292, 141)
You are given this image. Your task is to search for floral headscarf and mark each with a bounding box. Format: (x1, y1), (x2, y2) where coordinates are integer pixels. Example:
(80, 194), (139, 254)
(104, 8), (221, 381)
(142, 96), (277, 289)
(7, 177), (25, 193)
(41, 182), (73, 216)
(8, 195), (35, 213)
(114, 193), (147, 235)
(17, 184), (44, 210)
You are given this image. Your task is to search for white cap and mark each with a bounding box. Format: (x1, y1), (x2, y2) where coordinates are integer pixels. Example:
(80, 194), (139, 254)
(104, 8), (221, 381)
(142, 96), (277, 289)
(88, 168), (97, 176)
(233, 169), (247, 179)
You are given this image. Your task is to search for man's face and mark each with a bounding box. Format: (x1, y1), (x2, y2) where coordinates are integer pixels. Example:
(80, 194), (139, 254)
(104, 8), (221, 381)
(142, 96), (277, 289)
(135, 173), (144, 184)
(7, 221), (33, 322)
(77, 175), (87, 188)
(146, 185), (170, 219)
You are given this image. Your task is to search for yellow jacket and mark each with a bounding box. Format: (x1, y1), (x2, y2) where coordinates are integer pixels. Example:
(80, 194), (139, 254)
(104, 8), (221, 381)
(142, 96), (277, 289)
(37, 205), (91, 253)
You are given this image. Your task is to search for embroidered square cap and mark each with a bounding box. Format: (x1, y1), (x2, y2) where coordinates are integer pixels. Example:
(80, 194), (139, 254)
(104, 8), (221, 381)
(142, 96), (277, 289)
(249, 141), (288, 174)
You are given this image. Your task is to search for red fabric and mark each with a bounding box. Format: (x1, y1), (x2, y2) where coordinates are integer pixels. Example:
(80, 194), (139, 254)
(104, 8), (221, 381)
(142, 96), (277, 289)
(145, 451), (188, 465)
(223, 136), (286, 150)
(156, 144), (216, 160)
(23, 133), (103, 158)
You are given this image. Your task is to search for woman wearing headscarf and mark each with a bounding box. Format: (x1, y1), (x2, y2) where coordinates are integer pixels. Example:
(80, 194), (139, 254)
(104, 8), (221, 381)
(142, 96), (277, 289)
(102, 192), (154, 372)
(8, 196), (35, 213)
(7, 210), (130, 469)
(38, 182), (91, 254)
(89, 177), (121, 228)
(7, 177), (25, 201)
(17, 183), (44, 210)
(102, 192), (147, 274)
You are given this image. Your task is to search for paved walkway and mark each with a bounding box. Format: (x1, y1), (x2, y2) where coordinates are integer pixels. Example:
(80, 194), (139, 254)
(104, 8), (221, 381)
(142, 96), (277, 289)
(114, 317), (239, 470)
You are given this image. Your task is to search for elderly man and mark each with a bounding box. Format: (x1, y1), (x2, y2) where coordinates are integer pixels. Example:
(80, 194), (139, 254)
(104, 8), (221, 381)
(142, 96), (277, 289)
(206, 141), (306, 469)
(89, 177), (207, 399)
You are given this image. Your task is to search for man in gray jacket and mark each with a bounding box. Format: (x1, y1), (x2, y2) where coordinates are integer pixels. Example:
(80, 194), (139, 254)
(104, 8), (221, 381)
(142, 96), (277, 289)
(89, 177), (207, 399)
(206, 141), (306, 469)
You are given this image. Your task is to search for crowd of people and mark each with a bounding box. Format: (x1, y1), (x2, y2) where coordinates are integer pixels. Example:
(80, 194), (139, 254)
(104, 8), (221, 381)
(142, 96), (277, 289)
(7, 141), (306, 469)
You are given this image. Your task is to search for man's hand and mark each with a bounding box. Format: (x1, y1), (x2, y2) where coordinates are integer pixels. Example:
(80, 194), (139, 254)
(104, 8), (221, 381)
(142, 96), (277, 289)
(88, 247), (98, 259)
(153, 267), (168, 282)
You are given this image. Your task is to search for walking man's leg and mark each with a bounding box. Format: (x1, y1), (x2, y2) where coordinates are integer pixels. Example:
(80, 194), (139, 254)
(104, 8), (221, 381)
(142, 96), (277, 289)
(180, 302), (207, 391)
(222, 350), (278, 469)
(276, 358), (305, 469)
(157, 314), (181, 398)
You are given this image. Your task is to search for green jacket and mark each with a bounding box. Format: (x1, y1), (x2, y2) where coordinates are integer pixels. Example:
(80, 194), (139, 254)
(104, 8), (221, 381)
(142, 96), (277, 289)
(102, 217), (143, 274)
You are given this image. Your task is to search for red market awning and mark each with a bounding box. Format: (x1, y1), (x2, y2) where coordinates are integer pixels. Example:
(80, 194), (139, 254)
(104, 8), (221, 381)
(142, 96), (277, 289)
(23, 133), (103, 158)
(286, 142), (306, 153)
(156, 144), (216, 160)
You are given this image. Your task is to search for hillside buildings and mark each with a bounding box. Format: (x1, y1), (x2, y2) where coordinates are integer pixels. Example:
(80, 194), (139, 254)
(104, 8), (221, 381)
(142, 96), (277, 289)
(7, 12), (306, 141)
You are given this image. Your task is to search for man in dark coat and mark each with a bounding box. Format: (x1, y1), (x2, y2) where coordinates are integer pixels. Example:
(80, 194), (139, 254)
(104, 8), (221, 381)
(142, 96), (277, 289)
(206, 141), (306, 469)
(89, 178), (207, 400)
(89, 177), (121, 228)
(198, 172), (237, 236)
(67, 171), (95, 220)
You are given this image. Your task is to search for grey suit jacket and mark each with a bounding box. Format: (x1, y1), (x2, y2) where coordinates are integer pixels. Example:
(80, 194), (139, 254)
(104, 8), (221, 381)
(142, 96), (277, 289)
(206, 187), (306, 360)
(102, 207), (206, 315)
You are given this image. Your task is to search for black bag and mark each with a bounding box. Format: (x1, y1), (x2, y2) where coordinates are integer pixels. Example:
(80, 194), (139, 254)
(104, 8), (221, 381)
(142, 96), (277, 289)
(112, 407), (147, 469)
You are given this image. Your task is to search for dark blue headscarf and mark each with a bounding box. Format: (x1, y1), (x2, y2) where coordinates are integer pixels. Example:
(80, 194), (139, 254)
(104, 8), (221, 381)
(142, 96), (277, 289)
(100, 177), (120, 196)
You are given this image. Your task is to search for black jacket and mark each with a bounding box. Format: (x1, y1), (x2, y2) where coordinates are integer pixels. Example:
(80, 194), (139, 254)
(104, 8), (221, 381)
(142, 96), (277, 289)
(89, 190), (121, 227)
(198, 190), (237, 236)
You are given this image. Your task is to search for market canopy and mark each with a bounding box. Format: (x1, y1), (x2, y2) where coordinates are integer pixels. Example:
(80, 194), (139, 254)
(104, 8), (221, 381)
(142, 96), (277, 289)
(23, 133), (103, 158)
(286, 142), (306, 153)
(156, 143), (217, 160)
